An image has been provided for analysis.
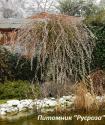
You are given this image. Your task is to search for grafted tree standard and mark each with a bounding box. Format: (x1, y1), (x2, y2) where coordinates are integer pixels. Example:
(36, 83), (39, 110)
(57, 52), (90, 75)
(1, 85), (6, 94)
(14, 13), (94, 85)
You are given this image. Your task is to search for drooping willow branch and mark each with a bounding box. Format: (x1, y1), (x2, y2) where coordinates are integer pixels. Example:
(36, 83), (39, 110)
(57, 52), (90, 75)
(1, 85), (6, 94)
(13, 13), (95, 85)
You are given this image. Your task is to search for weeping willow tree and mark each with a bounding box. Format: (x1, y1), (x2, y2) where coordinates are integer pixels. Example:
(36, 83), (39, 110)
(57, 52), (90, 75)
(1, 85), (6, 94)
(13, 13), (94, 96)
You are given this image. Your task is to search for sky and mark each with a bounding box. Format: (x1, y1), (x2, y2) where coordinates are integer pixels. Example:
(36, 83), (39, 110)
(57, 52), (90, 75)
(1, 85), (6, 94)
(96, 0), (101, 4)
(0, 0), (59, 18)
(0, 0), (103, 18)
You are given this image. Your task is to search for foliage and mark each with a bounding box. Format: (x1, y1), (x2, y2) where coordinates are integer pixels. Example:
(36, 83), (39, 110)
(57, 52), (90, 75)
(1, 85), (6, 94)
(0, 100), (7, 104)
(58, 0), (99, 17)
(100, 0), (105, 9)
(92, 26), (105, 69)
(0, 80), (41, 99)
(0, 46), (12, 83)
(85, 10), (105, 70)
(8, 54), (38, 82)
(0, 47), (41, 83)
(85, 9), (105, 25)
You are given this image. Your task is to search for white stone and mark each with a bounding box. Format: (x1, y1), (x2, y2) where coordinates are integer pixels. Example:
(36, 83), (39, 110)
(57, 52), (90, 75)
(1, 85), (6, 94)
(6, 107), (18, 114)
(102, 95), (105, 101)
(0, 96), (76, 116)
(6, 108), (13, 113)
(20, 99), (33, 107)
(66, 101), (73, 106)
(42, 103), (49, 108)
(7, 100), (20, 106)
(63, 96), (72, 100)
(17, 104), (27, 111)
(0, 111), (6, 115)
(59, 98), (66, 104)
(45, 100), (57, 107)
(0, 104), (11, 108)
(51, 98), (56, 100)
(36, 100), (44, 108)
(96, 96), (103, 102)
(18, 99), (33, 111)
(0, 108), (7, 112)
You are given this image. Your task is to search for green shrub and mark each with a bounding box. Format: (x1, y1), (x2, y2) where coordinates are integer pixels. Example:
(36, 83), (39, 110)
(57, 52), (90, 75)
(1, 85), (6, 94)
(0, 47), (39, 83)
(91, 26), (105, 70)
(8, 54), (38, 81)
(85, 10), (105, 70)
(0, 80), (41, 99)
(0, 47), (12, 83)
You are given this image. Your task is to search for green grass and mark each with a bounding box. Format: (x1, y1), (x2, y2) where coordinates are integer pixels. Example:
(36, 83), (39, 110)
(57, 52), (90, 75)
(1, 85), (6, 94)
(0, 81), (41, 100)
(0, 100), (7, 104)
(0, 99), (16, 104)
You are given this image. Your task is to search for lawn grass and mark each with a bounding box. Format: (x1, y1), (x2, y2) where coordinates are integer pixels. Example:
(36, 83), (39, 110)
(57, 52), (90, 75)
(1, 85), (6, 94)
(0, 100), (7, 104)
(0, 99), (18, 104)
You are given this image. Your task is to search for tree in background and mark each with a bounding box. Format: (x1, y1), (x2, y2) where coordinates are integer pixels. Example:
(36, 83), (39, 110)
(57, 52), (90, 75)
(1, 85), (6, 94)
(0, 0), (26, 18)
(0, 0), (58, 18)
(100, 0), (105, 7)
(58, 0), (100, 16)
